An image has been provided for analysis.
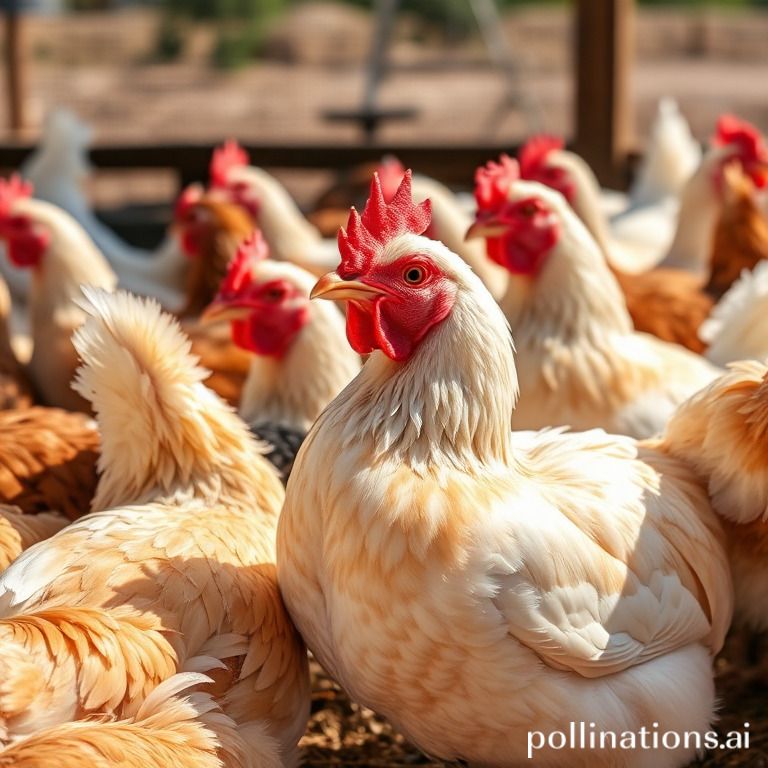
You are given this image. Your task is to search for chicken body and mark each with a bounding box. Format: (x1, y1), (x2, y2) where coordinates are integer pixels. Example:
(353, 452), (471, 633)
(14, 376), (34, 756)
(656, 359), (768, 634)
(0, 277), (32, 410)
(278, 188), (732, 767)
(0, 407), (99, 519)
(0, 289), (309, 763)
(0, 506), (68, 570)
(474, 180), (721, 438)
(1, 196), (117, 411)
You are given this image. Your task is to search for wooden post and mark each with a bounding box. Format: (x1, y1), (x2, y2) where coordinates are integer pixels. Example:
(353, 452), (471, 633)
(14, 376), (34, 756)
(4, 0), (26, 135)
(574, 0), (634, 189)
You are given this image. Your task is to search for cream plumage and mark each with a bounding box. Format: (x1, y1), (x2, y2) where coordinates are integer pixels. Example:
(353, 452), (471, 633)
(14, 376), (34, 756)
(0, 288), (309, 765)
(277, 172), (732, 768)
(655, 359), (768, 633)
(0, 506), (68, 570)
(469, 177), (721, 438)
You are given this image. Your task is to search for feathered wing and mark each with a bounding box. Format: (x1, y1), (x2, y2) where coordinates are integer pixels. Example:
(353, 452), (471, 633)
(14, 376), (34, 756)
(0, 506), (68, 570)
(0, 671), (280, 768)
(0, 606), (178, 742)
(487, 430), (731, 677)
(0, 408), (99, 520)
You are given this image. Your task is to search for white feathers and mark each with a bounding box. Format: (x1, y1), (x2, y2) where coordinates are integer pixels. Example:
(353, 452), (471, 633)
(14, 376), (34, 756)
(701, 261), (768, 365)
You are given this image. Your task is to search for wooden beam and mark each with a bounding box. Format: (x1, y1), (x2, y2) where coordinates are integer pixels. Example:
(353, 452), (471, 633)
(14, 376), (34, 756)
(3, 0), (26, 135)
(574, 0), (634, 189)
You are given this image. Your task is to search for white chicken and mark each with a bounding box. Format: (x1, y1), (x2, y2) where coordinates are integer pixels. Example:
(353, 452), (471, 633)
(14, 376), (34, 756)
(277, 171), (732, 768)
(466, 160), (721, 438)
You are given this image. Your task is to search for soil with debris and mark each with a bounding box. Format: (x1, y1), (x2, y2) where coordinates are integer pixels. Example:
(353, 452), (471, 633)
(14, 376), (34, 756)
(300, 639), (768, 768)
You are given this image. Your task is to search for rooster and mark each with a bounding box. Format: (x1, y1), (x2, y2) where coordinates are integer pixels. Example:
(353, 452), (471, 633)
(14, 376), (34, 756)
(0, 176), (117, 411)
(0, 288), (309, 764)
(277, 171), (732, 768)
(466, 159), (720, 438)
(201, 231), (360, 481)
(519, 116), (768, 276)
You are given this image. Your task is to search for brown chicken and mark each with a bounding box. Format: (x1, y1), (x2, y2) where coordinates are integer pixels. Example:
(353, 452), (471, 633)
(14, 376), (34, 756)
(705, 164), (768, 299)
(0, 408), (99, 520)
(174, 191), (256, 318)
(613, 164), (768, 354)
(173, 191), (256, 406)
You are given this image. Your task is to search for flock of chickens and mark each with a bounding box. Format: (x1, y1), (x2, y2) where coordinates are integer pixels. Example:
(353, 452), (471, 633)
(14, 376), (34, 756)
(0, 99), (766, 768)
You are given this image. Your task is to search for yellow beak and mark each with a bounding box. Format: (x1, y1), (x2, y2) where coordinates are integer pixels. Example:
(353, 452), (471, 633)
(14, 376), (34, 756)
(310, 272), (385, 302)
(199, 301), (252, 325)
(465, 220), (508, 240)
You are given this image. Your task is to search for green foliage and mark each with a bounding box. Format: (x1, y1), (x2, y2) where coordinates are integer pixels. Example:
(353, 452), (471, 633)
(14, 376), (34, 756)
(211, 23), (266, 68)
(163, 0), (286, 21)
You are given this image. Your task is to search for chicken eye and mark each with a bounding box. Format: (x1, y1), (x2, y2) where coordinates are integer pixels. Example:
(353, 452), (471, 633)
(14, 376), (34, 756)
(520, 203), (537, 217)
(264, 287), (285, 301)
(403, 266), (426, 285)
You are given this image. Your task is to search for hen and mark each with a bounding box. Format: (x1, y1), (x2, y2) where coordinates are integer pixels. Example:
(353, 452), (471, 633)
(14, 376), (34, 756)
(204, 141), (340, 276)
(0, 407), (99, 519)
(277, 172), (732, 768)
(0, 176), (117, 411)
(202, 231), (360, 481)
(519, 116), (768, 276)
(655, 359), (768, 636)
(467, 159), (720, 438)
(0, 288), (309, 764)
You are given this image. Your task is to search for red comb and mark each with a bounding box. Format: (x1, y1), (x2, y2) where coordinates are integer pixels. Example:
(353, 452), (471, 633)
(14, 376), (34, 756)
(712, 115), (766, 160)
(519, 135), (564, 179)
(0, 174), (33, 220)
(337, 170), (431, 277)
(377, 155), (406, 202)
(218, 230), (269, 296)
(474, 155), (519, 213)
(210, 140), (250, 188)
(174, 183), (204, 221)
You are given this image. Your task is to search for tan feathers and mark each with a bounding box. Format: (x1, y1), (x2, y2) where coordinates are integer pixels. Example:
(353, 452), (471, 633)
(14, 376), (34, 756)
(0, 506), (68, 570)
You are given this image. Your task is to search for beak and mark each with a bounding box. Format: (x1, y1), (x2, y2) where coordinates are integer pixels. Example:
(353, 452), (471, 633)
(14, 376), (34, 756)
(199, 300), (252, 325)
(465, 219), (508, 240)
(311, 272), (385, 302)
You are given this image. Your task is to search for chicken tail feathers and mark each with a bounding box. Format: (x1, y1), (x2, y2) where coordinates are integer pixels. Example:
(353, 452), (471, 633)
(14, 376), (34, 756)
(72, 287), (268, 510)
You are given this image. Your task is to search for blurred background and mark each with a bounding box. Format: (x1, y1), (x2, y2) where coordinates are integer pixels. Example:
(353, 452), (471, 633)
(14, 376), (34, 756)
(1, 0), (767, 230)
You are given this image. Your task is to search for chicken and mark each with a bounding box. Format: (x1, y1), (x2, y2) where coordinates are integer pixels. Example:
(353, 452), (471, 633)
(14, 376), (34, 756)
(705, 162), (768, 300)
(0, 505), (68, 571)
(173, 188), (256, 319)
(277, 171), (732, 768)
(0, 669), (279, 768)
(700, 262), (768, 366)
(466, 159), (720, 438)
(0, 407), (99, 519)
(0, 288), (309, 763)
(0, 276), (32, 410)
(518, 116), (768, 275)
(0, 176), (117, 411)
(17, 108), (185, 310)
(625, 97), (702, 209)
(206, 141), (340, 276)
(655, 359), (768, 636)
(201, 231), (360, 481)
